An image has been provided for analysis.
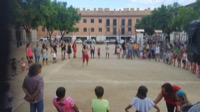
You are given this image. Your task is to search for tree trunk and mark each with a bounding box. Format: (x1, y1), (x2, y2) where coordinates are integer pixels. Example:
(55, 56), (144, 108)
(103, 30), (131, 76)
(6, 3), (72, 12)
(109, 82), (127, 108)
(48, 30), (54, 45)
(25, 30), (31, 43)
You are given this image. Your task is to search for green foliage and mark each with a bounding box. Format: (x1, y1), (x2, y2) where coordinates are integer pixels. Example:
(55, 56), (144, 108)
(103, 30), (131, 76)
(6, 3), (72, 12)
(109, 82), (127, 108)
(135, 1), (199, 35)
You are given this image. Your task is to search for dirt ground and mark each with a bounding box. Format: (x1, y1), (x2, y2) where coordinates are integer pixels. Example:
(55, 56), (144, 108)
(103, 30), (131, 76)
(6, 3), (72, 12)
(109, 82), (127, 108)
(9, 42), (200, 112)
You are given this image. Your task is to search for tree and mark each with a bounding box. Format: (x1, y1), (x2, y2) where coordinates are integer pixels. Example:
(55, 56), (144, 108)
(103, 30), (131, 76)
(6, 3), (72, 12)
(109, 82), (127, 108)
(14, 0), (50, 42)
(56, 2), (81, 40)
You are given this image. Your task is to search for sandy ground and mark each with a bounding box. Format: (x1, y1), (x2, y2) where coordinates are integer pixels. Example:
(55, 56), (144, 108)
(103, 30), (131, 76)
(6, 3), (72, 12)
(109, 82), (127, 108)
(8, 42), (200, 112)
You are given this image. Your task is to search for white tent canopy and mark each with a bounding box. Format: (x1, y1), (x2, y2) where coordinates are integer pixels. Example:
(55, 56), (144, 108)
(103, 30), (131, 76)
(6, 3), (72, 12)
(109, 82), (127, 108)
(155, 30), (163, 33)
(136, 29), (145, 33)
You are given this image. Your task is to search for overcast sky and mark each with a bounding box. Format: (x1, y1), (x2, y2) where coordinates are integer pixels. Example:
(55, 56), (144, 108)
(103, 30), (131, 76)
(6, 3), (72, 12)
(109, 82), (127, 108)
(57, 0), (196, 10)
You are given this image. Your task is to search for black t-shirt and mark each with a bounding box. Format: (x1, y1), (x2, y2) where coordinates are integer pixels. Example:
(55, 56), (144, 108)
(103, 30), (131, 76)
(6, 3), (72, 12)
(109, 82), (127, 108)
(53, 45), (57, 52)
(61, 43), (66, 51)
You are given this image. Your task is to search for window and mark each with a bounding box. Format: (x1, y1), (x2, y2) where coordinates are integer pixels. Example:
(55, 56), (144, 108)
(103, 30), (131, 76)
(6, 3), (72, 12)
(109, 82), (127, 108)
(83, 28), (87, 32)
(128, 19), (132, 26)
(106, 28), (110, 32)
(106, 19), (110, 26)
(121, 28), (125, 35)
(99, 28), (102, 32)
(83, 19), (87, 23)
(113, 28), (117, 35)
(113, 19), (117, 26)
(121, 19), (125, 26)
(99, 19), (102, 23)
(136, 19), (140, 23)
(91, 28), (94, 32)
(128, 27), (132, 32)
(91, 19), (94, 23)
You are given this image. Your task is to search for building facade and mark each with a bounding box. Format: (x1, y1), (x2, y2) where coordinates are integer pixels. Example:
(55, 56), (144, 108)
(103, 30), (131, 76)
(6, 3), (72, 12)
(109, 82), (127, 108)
(38, 8), (151, 42)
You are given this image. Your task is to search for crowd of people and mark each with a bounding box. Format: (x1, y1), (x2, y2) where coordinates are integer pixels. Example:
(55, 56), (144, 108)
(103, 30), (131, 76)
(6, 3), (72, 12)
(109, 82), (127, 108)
(21, 64), (200, 112)
(7, 39), (200, 112)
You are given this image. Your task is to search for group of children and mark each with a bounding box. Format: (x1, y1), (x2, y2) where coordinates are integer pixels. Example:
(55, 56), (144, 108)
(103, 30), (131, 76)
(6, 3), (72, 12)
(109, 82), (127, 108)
(52, 84), (194, 112)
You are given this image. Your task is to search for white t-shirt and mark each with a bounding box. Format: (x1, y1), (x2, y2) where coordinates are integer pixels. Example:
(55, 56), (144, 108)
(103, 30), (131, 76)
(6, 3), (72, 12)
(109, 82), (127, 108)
(155, 46), (160, 54)
(105, 46), (110, 53)
(130, 97), (155, 112)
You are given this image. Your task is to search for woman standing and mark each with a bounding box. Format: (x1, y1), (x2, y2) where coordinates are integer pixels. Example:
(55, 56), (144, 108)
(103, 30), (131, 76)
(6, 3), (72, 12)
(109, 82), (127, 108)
(41, 44), (48, 65)
(72, 41), (77, 58)
(22, 63), (44, 112)
(61, 41), (66, 60)
(67, 41), (72, 59)
(82, 45), (89, 67)
(26, 43), (34, 66)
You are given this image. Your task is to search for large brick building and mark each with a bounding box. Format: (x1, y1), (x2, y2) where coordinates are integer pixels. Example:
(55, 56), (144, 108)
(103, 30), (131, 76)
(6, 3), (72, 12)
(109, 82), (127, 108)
(38, 8), (151, 42)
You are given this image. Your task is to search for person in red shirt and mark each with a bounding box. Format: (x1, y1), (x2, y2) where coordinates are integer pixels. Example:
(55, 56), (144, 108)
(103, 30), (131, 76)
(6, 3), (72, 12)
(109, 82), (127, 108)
(154, 83), (181, 112)
(72, 41), (77, 58)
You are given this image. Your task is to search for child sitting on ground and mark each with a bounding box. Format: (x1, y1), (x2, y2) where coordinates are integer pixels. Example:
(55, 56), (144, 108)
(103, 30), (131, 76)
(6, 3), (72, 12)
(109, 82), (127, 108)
(125, 85), (160, 112)
(52, 87), (79, 112)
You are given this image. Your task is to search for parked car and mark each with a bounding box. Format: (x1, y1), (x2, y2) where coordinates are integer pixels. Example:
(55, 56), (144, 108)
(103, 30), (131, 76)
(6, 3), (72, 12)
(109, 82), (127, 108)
(104, 39), (110, 44)
(75, 39), (82, 44)
(39, 37), (48, 43)
(130, 38), (135, 43)
(84, 39), (96, 44)
(118, 39), (125, 44)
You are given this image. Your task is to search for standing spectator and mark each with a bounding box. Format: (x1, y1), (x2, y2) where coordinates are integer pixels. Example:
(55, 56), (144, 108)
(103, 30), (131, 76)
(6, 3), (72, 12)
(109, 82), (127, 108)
(154, 83), (181, 112)
(82, 45), (89, 67)
(121, 41), (126, 58)
(11, 58), (17, 76)
(67, 41), (72, 59)
(26, 43), (34, 66)
(105, 43), (110, 59)
(52, 50), (57, 64)
(53, 87), (79, 112)
(97, 47), (100, 59)
(52, 42), (58, 55)
(91, 86), (109, 112)
(127, 42), (133, 59)
(41, 44), (48, 65)
(151, 43), (156, 59)
(61, 41), (66, 60)
(155, 44), (160, 62)
(72, 41), (77, 58)
(22, 63), (44, 112)
(21, 57), (26, 72)
(34, 42), (41, 63)
(116, 45), (121, 59)
(90, 42), (95, 59)
(125, 85), (160, 112)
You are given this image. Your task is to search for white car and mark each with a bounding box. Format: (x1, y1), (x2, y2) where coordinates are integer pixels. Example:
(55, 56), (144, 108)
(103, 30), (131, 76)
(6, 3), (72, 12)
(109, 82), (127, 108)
(39, 37), (48, 43)
(75, 39), (82, 44)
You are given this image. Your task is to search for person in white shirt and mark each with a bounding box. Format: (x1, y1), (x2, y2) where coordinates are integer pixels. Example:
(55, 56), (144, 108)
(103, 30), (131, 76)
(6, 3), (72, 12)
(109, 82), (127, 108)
(105, 43), (110, 59)
(125, 86), (160, 112)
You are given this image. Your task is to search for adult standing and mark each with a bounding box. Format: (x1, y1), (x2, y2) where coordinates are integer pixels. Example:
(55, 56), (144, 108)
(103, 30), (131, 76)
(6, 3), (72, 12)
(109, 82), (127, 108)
(34, 42), (41, 63)
(26, 43), (34, 66)
(121, 41), (126, 59)
(154, 83), (181, 112)
(52, 42), (57, 55)
(82, 45), (89, 67)
(22, 63), (44, 112)
(67, 41), (72, 59)
(155, 44), (160, 62)
(60, 41), (66, 60)
(72, 41), (77, 58)
(90, 42), (95, 59)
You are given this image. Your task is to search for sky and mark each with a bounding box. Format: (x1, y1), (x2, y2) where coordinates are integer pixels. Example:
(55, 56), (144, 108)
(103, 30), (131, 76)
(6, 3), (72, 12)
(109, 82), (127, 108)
(57, 0), (196, 10)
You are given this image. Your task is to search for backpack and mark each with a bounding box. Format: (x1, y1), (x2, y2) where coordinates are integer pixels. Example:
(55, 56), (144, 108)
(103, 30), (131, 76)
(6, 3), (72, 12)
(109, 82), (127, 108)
(187, 20), (200, 64)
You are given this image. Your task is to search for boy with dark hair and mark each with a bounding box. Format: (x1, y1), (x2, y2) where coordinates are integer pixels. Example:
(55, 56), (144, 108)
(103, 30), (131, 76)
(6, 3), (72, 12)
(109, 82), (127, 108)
(91, 86), (109, 112)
